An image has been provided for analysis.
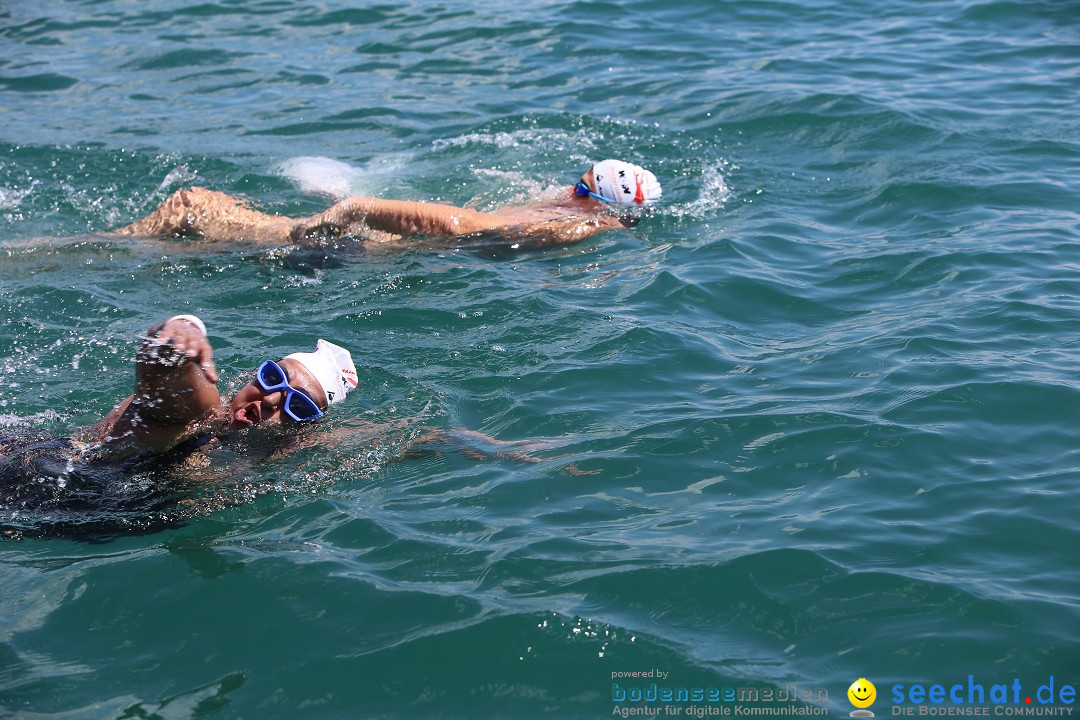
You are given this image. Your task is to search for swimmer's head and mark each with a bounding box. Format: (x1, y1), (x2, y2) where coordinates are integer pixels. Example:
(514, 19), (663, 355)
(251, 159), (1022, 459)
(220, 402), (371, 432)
(578, 159), (662, 206)
(228, 339), (357, 430)
(285, 339), (358, 406)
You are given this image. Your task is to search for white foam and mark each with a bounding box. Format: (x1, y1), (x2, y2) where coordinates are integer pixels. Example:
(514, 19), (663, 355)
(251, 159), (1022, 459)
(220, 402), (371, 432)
(0, 181), (37, 211)
(471, 168), (558, 208)
(0, 410), (67, 428)
(673, 159), (733, 219)
(277, 156), (363, 198)
(432, 128), (598, 155)
(154, 165), (197, 195)
(276, 155), (405, 199)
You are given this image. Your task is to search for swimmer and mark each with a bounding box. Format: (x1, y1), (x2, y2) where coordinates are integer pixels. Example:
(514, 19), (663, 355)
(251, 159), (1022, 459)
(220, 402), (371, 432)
(114, 159), (662, 248)
(0, 314), (356, 513)
(1, 314), (549, 532)
(86, 314), (357, 459)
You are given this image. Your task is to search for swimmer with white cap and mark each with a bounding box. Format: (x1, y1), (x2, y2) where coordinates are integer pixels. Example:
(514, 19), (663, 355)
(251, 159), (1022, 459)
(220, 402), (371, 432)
(0, 312), (555, 523)
(228, 338), (358, 429)
(90, 314), (358, 460)
(116, 159), (662, 248)
(574, 159), (663, 206)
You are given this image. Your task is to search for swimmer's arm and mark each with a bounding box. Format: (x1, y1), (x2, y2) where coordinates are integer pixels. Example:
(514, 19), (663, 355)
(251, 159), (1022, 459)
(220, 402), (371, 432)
(292, 199), (629, 247)
(291, 197), (504, 240)
(115, 187), (296, 245)
(129, 316), (222, 426)
(467, 214), (627, 248)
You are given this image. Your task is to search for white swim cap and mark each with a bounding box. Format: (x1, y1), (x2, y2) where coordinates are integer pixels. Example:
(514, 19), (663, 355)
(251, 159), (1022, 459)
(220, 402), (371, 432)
(590, 159), (662, 205)
(285, 339), (358, 406)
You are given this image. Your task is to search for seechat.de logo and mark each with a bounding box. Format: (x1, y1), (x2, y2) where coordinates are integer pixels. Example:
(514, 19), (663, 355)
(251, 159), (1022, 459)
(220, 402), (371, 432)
(849, 678), (877, 717)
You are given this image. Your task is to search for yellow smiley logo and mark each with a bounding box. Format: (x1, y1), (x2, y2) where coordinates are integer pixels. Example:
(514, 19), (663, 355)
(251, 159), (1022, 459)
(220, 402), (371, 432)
(848, 678), (877, 710)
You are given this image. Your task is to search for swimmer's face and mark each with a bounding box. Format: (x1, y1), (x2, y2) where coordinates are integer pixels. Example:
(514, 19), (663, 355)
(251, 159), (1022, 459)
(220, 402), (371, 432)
(227, 358), (328, 430)
(579, 169), (597, 194)
(573, 169), (606, 205)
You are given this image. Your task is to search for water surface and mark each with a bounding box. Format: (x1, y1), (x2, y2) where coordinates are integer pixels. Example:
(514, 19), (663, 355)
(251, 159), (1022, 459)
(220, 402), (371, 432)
(1, 0), (1078, 717)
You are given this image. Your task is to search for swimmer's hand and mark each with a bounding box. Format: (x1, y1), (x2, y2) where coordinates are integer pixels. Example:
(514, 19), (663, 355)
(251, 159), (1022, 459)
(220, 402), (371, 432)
(617, 206), (658, 228)
(290, 217), (336, 242)
(290, 197), (371, 242)
(145, 316), (219, 383)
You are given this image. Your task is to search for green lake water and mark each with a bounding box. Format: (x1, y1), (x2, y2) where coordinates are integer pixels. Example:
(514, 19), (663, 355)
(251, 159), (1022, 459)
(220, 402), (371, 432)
(1, 0), (1078, 717)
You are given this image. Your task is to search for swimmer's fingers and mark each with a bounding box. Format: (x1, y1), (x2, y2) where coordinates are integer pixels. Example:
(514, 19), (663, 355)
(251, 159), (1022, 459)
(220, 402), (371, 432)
(158, 318), (219, 383)
(292, 200), (367, 242)
(192, 338), (218, 384)
(616, 206), (658, 228)
(290, 218), (337, 243)
(289, 221), (315, 242)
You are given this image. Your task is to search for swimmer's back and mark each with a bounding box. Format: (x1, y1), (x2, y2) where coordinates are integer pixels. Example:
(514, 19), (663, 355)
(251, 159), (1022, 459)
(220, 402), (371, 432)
(0, 427), (207, 514)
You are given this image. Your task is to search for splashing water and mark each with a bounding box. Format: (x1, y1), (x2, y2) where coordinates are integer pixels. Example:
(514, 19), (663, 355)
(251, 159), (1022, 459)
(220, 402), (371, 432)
(671, 160), (733, 220)
(276, 155), (414, 199)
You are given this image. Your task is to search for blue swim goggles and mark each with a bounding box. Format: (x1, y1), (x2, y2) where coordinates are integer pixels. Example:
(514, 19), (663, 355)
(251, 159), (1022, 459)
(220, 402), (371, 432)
(574, 181), (612, 203)
(255, 360), (325, 423)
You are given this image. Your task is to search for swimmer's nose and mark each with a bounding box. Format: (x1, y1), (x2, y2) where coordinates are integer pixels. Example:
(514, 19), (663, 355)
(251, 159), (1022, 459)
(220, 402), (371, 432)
(260, 390), (286, 418)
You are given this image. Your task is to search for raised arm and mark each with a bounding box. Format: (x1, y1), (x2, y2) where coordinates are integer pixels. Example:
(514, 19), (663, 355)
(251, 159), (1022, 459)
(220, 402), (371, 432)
(93, 315), (223, 453)
(133, 316), (220, 422)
